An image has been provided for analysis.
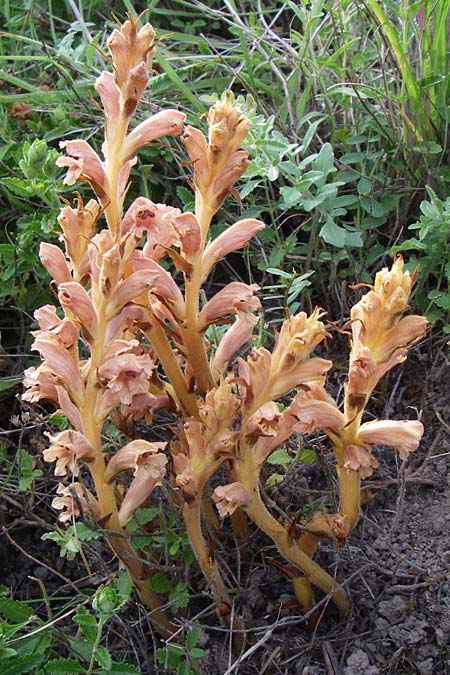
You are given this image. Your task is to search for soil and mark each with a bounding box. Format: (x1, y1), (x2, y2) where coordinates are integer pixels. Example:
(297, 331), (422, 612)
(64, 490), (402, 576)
(1, 334), (449, 675)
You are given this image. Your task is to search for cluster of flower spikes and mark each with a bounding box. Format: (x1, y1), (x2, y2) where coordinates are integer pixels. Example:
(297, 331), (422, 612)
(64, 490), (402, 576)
(23, 12), (429, 627)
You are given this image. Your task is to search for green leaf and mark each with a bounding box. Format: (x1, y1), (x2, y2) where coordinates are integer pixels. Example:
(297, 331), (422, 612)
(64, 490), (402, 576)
(319, 219), (347, 248)
(104, 663), (140, 675)
(2, 177), (33, 197)
(266, 473), (284, 486)
(48, 413), (70, 430)
(75, 522), (101, 542)
(93, 587), (120, 619)
(186, 622), (202, 651)
(0, 652), (47, 674)
(189, 647), (206, 659)
(94, 646), (112, 671)
(169, 582), (190, 610)
(0, 377), (21, 393)
(428, 290), (450, 310)
(73, 607), (98, 644)
(267, 449), (291, 468)
(357, 177), (372, 195)
(45, 658), (84, 674)
(18, 448), (41, 491)
(0, 648), (17, 659)
(299, 449), (316, 465)
(150, 573), (171, 594)
(176, 661), (190, 675)
(0, 598), (34, 622)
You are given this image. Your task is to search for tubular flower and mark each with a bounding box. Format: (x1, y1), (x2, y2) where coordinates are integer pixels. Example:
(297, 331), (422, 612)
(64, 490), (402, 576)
(118, 451), (168, 526)
(199, 378), (239, 436)
(172, 212), (202, 257)
(358, 419), (424, 460)
(107, 17), (155, 91)
(104, 439), (167, 483)
(97, 347), (155, 409)
(58, 283), (98, 336)
(123, 110), (186, 160)
(343, 445), (379, 479)
(202, 219), (265, 275)
(198, 282), (260, 329)
(22, 365), (59, 404)
(237, 347), (272, 409)
(247, 402), (281, 436)
(43, 430), (94, 477)
(31, 334), (85, 405)
(56, 140), (109, 203)
(212, 482), (250, 518)
(34, 306), (79, 348)
(266, 308), (332, 401)
(348, 257), (427, 399)
(211, 307), (260, 379)
(122, 198), (181, 255)
(129, 255), (185, 318)
(57, 197), (99, 275)
(173, 452), (196, 491)
(252, 391), (344, 464)
(52, 482), (100, 523)
(39, 243), (72, 285)
(182, 91), (250, 211)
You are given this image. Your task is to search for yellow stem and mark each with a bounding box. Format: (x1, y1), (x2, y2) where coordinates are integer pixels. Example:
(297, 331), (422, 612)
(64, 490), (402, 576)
(80, 296), (174, 636)
(240, 476), (350, 615)
(183, 499), (240, 628)
(144, 318), (198, 417)
(336, 463), (361, 529)
(181, 195), (215, 394)
(103, 114), (128, 237)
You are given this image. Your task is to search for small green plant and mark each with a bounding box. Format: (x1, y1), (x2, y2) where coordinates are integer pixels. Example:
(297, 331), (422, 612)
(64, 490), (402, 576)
(156, 622), (206, 675)
(0, 138), (62, 306)
(393, 187), (450, 331)
(0, 577), (139, 675)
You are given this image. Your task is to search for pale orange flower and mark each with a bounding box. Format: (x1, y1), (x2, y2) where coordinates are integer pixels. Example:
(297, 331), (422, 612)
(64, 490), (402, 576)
(107, 18), (155, 89)
(39, 243), (72, 285)
(34, 306), (79, 348)
(104, 439), (167, 483)
(58, 282), (98, 335)
(31, 334), (84, 405)
(182, 92), (251, 210)
(118, 451), (168, 526)
(343, 445), (379, 479)
(22, 365), (59, 405)
(202, 218), (264, 274)
(98, 350), (155, 408)
(57, 196), (99, 275)
(213, 482), (250, 518)
(358, 419), (424, 460)
(128, 256), (185, 319)
(211, 307), (259, 378)
(56, 140), (109, 202)
(172, 212), (202, 257)
(124, 110), (186, 160)
(43, 430), (94, 476)
(52, 482), (100, 523)
(198, 282), (260, 329)
(247, 402), (281, 436)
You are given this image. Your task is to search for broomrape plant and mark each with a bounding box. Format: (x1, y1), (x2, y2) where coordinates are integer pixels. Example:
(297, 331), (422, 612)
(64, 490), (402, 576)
(23, 14), (428, 637)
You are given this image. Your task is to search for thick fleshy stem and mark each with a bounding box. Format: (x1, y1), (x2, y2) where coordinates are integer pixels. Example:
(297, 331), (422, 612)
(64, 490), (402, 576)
(183, 498), (244, 637)
(80, 293), (174, 636)
(181, 197), (215, 394)
(143, 317), (198, 417)
(241, 479), (350, 614)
